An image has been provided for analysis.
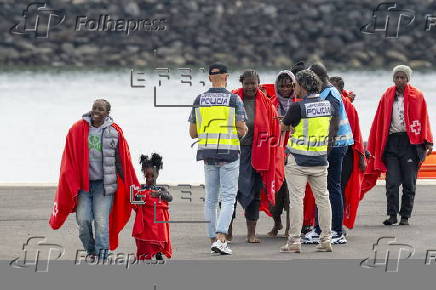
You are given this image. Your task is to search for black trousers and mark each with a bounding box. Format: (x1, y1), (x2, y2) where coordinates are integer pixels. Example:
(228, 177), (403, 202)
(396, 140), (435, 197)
(341, 145), (354, 205)
(383, 133), (419, 218)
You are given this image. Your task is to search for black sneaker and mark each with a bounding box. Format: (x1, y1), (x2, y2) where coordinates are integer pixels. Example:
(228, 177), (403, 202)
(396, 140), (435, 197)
(399, 217), (409, 225)
(155, 252), (164, 260)
(383, 216), (398, 225)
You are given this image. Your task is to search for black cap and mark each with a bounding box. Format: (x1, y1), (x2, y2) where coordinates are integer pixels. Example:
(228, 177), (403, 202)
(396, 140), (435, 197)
(209, 64), (228, 75)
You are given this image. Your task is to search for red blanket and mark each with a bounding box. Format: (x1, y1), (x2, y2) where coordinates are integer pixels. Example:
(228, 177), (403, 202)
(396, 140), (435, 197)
(362, 84), (433, 195)
(132, 190), (172, 259)
(260, 83), (316, 219)
(342, 97), (365, 228)
(302, 97), (365, 229)
(49, 120), (140, 250)
(233, 88), (284, 214)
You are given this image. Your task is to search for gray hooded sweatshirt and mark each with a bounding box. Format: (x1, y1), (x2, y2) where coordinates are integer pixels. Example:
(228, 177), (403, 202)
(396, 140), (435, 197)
(82, 112), (120, 196)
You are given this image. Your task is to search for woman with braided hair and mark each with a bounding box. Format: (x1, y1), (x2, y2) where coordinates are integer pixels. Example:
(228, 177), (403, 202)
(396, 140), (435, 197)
(132, 153), (173, 260)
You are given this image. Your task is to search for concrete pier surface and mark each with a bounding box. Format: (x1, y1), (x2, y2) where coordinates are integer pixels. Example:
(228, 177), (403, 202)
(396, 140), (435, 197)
(1, 184), (435, 261)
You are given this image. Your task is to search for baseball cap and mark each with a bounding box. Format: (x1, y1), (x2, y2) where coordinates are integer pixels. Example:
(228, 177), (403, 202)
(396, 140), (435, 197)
(209, 64), (228, 75)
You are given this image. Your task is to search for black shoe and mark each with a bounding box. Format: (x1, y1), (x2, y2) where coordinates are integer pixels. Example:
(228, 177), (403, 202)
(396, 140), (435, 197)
(399, 217), (409, 225)
(383, 216), (398, 225)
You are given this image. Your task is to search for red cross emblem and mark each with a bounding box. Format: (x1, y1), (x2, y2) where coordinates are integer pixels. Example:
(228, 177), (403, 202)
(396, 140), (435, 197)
(52, 202), (58, 217)
(410, 120), (421, 135)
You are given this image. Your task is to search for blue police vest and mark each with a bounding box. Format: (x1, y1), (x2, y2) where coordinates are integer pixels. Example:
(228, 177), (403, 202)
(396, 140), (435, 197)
(319, 86), (354, 147)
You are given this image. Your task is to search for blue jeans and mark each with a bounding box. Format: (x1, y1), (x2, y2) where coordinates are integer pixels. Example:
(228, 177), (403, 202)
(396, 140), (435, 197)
(204, 159), (239, 238)
(315, 146), (348, 235)
(76, 180), (113, 256)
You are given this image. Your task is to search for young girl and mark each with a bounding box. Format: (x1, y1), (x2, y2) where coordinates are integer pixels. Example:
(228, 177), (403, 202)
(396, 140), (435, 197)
(132, 153), (172, 260)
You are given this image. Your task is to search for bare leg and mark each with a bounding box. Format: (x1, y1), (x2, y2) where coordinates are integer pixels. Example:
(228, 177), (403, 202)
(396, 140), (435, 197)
(247, 220), (261, 243)
(267, 215), (283, 237)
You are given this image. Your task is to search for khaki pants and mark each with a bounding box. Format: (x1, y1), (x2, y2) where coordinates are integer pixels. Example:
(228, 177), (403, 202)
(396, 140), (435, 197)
(285, 154), (332, 242)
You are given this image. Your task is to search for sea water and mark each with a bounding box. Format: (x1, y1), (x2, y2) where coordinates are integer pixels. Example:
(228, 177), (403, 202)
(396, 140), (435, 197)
(0, 69), (434, 184)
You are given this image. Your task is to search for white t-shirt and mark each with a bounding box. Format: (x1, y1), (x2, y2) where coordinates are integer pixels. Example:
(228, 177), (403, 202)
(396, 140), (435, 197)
(389, 92), (406, 134)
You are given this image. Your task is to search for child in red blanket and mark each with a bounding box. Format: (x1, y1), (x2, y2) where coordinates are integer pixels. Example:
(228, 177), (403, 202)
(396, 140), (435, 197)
(132, 153), (172, 260)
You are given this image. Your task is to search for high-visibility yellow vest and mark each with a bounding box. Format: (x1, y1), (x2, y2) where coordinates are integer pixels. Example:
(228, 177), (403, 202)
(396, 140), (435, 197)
(195, 93), (240, 161)
(287, 97), (331, 157)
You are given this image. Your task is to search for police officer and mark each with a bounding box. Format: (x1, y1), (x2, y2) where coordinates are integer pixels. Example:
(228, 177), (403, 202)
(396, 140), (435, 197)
(279, 69), (333, 253)
(188, 64), (247, 255)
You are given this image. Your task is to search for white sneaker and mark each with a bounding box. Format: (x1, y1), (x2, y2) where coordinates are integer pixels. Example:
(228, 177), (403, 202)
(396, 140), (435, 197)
(302, 229), (320, 244)
(331, 231), (347, 244)
(211, 240), (233, 255)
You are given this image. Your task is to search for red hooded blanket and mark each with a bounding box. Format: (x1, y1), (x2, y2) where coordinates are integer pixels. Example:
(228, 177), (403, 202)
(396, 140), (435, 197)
(49, 120), (140, 250)
(362, 84), (433, 195)
(132, 189), (172, 259)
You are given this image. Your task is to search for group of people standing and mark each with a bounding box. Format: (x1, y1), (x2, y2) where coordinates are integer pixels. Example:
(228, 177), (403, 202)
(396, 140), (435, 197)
(189, 62), (433, 255)
(49, 100), (173, 261)
(48, 61), (433, 259)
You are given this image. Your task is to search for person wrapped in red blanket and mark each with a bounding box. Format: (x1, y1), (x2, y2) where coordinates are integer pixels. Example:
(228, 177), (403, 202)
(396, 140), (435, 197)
(132, 153), (172, 260)
(49, 99), (140, 258)
(362, 65), (433, 226)
(230, 70), (283, 243)
(260, 70), (295, 238)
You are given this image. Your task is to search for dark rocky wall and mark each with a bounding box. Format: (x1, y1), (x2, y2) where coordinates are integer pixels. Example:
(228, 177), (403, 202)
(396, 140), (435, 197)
(2, 0), (436, 69)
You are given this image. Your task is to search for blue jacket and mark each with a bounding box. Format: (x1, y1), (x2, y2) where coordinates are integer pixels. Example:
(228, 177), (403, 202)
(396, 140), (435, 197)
(319, 86), (354, 147)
